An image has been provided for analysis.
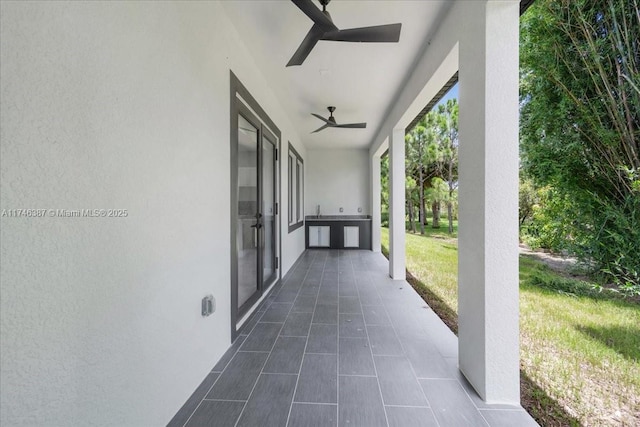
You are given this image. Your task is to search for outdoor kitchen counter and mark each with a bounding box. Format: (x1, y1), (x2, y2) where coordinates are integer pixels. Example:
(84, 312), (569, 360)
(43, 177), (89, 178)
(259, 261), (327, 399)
(304, 215), (372, 249)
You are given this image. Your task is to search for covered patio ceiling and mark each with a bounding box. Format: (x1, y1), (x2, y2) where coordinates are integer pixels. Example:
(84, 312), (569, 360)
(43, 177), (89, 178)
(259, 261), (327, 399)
(221, 1), (451, 149)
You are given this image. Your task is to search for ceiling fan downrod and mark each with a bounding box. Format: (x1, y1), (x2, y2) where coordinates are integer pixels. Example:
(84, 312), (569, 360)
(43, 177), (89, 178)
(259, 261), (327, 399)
(327, 106), (336, 123)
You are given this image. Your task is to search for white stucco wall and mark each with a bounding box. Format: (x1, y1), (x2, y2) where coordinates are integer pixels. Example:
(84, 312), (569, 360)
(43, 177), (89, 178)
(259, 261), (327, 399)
(305, 149), (370, 216)
(0, 2), (305, 426)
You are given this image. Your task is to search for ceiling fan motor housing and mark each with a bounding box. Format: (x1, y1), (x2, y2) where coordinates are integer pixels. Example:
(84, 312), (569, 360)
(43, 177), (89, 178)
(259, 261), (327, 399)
(327, 106), (336, 123)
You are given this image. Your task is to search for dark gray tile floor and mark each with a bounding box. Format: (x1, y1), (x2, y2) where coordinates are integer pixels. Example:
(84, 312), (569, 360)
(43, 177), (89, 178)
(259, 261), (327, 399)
(169, 250), (538, 427)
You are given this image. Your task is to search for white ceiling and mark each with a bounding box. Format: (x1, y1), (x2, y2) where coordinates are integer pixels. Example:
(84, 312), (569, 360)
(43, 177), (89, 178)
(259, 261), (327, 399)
(221, 0), (449, 150)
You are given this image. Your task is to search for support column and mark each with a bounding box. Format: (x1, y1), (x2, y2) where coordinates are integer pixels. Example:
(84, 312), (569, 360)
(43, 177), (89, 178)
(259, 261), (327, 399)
(371, 154), (382, 253)
(388, 129), (405, 279)
(458, 0), (520, 404)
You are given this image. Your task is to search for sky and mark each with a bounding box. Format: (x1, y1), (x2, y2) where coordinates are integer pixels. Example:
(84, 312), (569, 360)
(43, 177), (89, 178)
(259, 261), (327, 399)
(436, 82), (459, 107)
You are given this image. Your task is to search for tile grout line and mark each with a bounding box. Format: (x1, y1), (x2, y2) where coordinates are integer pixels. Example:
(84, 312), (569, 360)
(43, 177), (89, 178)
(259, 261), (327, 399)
(350, 252), (391, 427)
(284, 249), (320, 427)
(385, 277), (489, 425)
(373, 254), (447, 427)
(335, 252), (341, 426)
(233, 290), (293, 427)
(182, 310), (273, 427)
(310, 251), (337, 422)
(375, 279), (435, 419)
(455, 366), (501, 417)
(181, 355), (232, 426)
(292, 401), (337, 406)
(383, 404), (432, 409)
(362, 253), (433, 423)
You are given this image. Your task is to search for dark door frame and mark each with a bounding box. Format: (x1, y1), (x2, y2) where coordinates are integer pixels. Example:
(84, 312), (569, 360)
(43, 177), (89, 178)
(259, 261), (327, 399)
(230, 71), (281, 340)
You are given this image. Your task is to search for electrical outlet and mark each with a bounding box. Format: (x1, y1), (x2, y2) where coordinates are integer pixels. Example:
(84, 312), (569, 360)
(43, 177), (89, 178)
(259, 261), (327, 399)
(202, 295), (215, 317)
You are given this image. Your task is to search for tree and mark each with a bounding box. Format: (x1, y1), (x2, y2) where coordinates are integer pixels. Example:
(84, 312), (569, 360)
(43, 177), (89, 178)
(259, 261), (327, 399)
(520, 0), (640, 290)
(519, 174), (538, 227)
(426, 177), (449, 229)
(435, 99), (459, 235)
(380, 154), (389, 227)
(405, 117), (437, 234)
(406, 175), (418, 233)
(405, 99), (459, 234)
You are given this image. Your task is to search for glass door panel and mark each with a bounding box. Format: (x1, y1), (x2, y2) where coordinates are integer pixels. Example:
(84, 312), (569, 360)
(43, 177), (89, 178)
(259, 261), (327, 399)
(262, 130), (277, 286)
(237, 114), (259, 310)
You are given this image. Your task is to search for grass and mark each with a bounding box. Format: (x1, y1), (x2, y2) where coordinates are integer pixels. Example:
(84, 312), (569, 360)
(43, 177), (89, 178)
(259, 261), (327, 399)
(381, 227), (640, 426)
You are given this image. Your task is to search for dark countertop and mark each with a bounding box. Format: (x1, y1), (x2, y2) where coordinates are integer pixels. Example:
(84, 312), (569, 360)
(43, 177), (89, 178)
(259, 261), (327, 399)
(305, 215), (371, 221)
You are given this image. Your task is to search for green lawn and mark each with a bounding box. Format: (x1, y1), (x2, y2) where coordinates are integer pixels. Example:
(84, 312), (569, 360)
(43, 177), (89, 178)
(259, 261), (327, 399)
(381, 227), (640, 426)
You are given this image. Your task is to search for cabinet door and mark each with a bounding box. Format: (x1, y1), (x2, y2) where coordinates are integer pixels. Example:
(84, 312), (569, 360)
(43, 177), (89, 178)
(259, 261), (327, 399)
(344, 226), (360, 248)
(319, 226), (330, 247)
(309, 226), (320, 247)
(309, 226), (331, 247)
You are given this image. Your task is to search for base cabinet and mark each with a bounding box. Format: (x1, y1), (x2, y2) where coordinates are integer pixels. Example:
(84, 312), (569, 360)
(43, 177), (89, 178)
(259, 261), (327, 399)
(305, 219), (371, 250)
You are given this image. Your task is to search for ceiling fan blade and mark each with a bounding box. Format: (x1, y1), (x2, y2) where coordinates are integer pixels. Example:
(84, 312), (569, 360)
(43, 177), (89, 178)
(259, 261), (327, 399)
(321, 23), (402, 43)
(335, 122), (367, 129)
(312, 123), (332, 133)
(311, 113), (331, 123)
(291, 0), (337, 32)
(287, 24), (324, 67)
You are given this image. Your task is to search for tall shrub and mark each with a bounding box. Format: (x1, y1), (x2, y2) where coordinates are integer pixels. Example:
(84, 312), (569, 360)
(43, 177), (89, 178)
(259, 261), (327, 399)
(520, 0), (640, 290)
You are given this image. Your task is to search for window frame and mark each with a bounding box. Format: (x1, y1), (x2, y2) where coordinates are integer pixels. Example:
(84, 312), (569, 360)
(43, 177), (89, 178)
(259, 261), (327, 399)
(288, 142), (304, 233)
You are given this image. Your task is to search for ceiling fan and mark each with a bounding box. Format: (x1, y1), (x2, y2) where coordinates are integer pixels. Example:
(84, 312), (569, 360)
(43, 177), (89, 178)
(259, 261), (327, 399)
(311, 106), (366, 133)
(287, 0), (402, 67)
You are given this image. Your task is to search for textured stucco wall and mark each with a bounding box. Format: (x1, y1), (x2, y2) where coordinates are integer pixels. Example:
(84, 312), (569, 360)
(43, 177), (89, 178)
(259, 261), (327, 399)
(0, 1), (304, 425)
(305, 149), (371, 217)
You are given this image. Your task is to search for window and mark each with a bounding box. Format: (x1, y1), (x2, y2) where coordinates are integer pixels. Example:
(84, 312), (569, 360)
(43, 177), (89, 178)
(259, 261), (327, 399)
(288, 143), (304, 232)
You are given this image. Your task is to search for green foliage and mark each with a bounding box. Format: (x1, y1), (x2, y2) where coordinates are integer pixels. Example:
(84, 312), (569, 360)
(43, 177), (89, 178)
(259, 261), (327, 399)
(404, 98), (459, 234)
(381, 211), (389, 228)
(405, 174), (419, 232)
(519, 175), (538, 227)
(426, 177), (449, 203)
(520, 186), (575, 252)
(520, 0), (640, 289)
(590, 192), (640, 294)
(380, 154), (389, 214)
(526, 266), (625, 301)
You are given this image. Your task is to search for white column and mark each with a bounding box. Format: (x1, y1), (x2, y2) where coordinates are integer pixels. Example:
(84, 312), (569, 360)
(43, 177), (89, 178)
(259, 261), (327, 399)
(371, 154), (382, 253)
(388, 128), (405, 279)
(458, 0), (520, 404)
